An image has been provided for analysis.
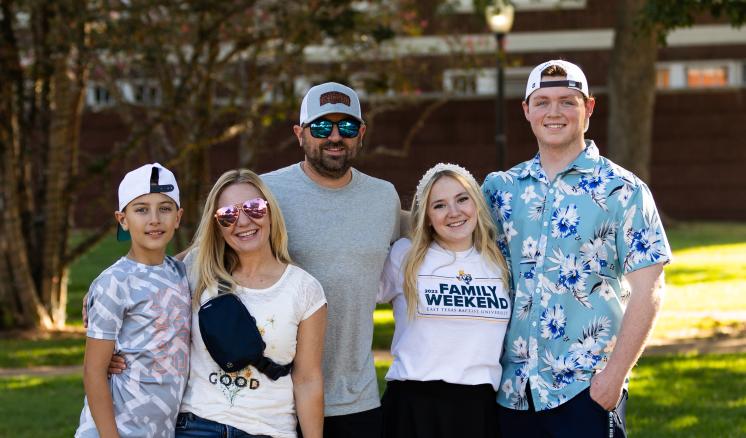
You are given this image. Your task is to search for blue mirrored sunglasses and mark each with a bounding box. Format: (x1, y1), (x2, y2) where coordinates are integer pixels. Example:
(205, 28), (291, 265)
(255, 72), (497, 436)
(305, 118), (361, 139)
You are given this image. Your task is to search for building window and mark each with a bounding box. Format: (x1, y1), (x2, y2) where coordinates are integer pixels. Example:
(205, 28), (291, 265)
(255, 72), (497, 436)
(445, 70), (478, 95)
(443, 67), (530, 98)
(87, 84), (113, 109)
(441, 0), (586, 13)
(686, 66), (728, 87)
(656, 68), (670, 89)
(656, 61), (741, 90)
(133, 83), (160, 105)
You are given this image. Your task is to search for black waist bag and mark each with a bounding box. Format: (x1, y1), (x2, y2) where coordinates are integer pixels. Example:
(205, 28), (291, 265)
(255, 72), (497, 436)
(198, 279), (292, 380)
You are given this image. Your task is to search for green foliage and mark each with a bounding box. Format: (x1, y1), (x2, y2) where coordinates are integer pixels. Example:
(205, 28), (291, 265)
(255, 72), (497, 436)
(641, 0), (746, 43)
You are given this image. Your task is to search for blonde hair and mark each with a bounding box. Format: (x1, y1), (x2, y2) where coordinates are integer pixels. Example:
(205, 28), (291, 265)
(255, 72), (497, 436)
(402, 168), (510, 319)
(190, 169), (292, 308)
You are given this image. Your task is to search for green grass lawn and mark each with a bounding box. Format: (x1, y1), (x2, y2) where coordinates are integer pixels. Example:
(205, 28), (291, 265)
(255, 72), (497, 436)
(0, 374), (84, 438)
(2, 353), (745, 438)
(0, 335), (85, 369)
(374, 353), (746, 437)
(0, 222), (745, 437)
(654, 222), (746, 340)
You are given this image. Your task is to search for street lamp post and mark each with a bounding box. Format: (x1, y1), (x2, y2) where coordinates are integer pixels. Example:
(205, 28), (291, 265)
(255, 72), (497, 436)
(485, 0), (514, 170)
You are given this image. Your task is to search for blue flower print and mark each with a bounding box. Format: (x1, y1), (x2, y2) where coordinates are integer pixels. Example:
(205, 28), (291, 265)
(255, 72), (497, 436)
(551, 204), (579, 238)
(542, 350), (578, 389)
(490, 190), (513, 221)
(540, 304), (566, 340)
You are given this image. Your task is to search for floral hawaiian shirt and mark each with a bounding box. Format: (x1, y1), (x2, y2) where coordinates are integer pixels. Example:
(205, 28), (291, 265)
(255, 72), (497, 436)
(482, 140), (672, 411)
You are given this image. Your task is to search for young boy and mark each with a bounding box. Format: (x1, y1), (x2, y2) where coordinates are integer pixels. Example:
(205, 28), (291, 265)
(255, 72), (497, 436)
(75, 163), (191, 438)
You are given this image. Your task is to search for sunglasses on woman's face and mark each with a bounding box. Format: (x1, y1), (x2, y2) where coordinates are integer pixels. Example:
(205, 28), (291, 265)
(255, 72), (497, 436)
(305, 117), (361, 139)
(214, 197), (268, 227)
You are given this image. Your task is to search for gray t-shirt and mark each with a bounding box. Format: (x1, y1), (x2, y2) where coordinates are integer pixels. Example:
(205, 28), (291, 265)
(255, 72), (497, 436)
(263, 164), (400, 416)
(76, 256), (192, 438)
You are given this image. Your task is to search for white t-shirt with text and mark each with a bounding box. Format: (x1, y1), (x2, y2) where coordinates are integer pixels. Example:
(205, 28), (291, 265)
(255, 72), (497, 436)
(379, 239), (511, 391)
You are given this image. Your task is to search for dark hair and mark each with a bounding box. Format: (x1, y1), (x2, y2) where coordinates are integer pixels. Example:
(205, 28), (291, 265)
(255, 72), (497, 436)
(541, 64), (567, 78)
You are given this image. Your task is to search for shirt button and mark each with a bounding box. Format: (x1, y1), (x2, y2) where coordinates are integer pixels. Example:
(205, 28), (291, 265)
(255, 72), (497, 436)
(532, 322), (537, 327)
(543, 221), (548, 226)
(535, 288), (541, 293)
(549, 189), (554, 194)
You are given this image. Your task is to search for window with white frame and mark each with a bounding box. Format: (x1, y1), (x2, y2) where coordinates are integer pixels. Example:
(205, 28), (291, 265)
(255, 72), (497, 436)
(444, 69), (480, 95)
(441, 0), (586, 14)
(87, 84), (113, 108)
(443, 67), (530, 98)
(132, 81), (161, 106)
(656, 61), (743, 90)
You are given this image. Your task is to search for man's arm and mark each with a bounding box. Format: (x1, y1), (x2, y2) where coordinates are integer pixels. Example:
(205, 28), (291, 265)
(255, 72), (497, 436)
(590, 263), (665, 410)
(83, 338), (121, 438)
(293, 305), (327, 438)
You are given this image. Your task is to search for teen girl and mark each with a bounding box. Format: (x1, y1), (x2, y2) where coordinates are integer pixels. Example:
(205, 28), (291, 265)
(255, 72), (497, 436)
(378, 163), (511, 438)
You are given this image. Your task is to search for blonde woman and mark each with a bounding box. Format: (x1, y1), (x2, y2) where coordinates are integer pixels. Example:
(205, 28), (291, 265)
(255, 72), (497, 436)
(174, 169), (327, 438)
(378, 163), (511, 438)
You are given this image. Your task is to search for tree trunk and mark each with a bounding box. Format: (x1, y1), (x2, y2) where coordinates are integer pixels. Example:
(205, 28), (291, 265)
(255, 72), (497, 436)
(607, 0), (659, 183)
(1, 91), (53, 329)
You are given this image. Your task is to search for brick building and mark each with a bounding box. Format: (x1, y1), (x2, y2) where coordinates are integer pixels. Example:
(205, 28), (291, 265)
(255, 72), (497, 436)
(81, 0), (746, 222)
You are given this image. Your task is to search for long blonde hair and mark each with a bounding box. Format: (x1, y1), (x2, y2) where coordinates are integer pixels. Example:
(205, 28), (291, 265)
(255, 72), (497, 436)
(190, 169), (292, 308)
(402, 167), (510, 319)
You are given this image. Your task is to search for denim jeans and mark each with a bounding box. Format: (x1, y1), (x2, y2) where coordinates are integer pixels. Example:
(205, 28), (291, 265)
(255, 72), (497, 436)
(175, 412), (272, 438)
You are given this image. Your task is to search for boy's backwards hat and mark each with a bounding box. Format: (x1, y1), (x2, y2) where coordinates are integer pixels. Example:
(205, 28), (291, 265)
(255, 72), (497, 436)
(525, 59), (589, 101)
(117, 163), (180, 241)
(299, 82), (363, 125)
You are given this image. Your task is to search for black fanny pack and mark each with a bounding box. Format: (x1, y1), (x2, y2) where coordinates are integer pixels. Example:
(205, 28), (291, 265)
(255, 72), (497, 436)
(198, 279), (292, 380)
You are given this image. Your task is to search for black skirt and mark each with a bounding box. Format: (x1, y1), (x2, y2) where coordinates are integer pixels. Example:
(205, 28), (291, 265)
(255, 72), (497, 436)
(381, 379), (501, 438)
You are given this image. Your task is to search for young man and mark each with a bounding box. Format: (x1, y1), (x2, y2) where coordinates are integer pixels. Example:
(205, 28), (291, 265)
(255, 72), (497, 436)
(482, 60), (671, 437)
(263, 82), (401, 438)
(76, 163), (191, 438)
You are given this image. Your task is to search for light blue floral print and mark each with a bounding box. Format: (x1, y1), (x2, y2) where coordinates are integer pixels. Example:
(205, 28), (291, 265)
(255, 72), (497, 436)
(483, 141), (672, 411)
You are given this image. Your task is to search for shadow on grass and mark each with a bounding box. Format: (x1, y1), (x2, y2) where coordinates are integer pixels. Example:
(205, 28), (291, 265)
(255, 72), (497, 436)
(0, 374), (83, 437)
(666, 222), (746, 252)
(0, 335), (85, 368)
(628, 353), (746, 437)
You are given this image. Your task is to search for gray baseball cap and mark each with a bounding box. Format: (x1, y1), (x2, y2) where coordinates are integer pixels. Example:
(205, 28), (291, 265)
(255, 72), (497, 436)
(299, 82), (363, 125)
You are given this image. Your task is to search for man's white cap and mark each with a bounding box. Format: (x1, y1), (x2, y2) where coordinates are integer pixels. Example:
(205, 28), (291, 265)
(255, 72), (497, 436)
(299, 82), (363, 125)
(524, 59), (589, 101)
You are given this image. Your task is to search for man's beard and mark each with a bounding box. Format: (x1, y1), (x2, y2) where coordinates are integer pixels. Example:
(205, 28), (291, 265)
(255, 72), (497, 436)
(303, 137), (361, 180)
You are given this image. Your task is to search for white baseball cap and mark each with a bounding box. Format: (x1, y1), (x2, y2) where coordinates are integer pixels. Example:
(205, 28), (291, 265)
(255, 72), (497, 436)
(117, 163), (180, 241)
(299, 82), (363, 125)
(525, 59), (589, 101)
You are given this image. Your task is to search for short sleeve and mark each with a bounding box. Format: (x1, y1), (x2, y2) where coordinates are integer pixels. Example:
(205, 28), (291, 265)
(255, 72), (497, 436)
(482, 176), (513, 274)
(86, 274), (126, 340)
(615, 182), (672, 274)
(378, 238), (410, 304)
(300, 274), (327, 321)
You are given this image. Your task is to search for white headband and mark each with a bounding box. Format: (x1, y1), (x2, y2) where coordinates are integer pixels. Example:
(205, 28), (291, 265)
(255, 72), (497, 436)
(415, 163), (478, 207)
